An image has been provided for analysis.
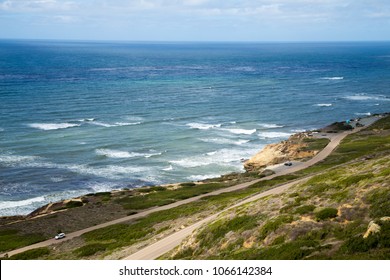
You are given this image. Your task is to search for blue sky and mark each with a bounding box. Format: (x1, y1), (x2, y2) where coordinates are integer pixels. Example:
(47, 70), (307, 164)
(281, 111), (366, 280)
(1, 0), (390, 41)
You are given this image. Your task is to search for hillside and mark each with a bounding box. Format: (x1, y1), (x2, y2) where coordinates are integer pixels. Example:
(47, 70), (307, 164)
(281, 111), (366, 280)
(1, 113), (389, 260)
(166, 115), (390, 260)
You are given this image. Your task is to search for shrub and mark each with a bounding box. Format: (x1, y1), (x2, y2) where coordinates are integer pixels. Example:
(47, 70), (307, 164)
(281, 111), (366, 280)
(74, 243), (108, 257)
(364, 188), (390, 218)
(9, 247), (50, 260)
(259, 215), (294, 239)
(65, 200), (83, 208)
(0, 229), (46, 252)
(295, 205), (316, 215)
(315, 208), (338, 221)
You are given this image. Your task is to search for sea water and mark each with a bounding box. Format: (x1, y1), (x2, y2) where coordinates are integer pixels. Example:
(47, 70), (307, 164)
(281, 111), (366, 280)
(1, 40), (389, 216)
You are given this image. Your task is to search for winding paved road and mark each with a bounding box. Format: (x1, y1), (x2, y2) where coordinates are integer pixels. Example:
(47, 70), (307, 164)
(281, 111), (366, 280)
(1, 122), (372, 259)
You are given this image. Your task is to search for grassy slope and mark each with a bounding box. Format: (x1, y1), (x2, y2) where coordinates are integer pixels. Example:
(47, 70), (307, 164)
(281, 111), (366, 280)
(166, 116), (390, 260)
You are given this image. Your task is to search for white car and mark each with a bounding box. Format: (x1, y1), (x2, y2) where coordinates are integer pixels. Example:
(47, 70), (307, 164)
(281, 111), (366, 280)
(55, 233), (66, 240)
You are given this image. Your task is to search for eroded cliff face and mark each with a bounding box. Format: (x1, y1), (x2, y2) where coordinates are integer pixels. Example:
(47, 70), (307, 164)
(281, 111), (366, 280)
(244, 133), (321, 172)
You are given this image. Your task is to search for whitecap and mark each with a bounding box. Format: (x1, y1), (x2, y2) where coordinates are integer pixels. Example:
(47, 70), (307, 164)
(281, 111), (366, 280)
(259, 123), (284, 128)
(144, 152), (162, 158)
(115, 122), (141, 126)
(79, 118), (96, 122)
(355, 112), (372, 116)
(344, 94), (390, 101)
(258, 132), (291, 139)
(199, 138), (249, 145)
(91, 121), (140, 127)
(187, 174), (222, 181)
(96, 149), (137, 158)
(86, 182), (118, 193)
(186, 122), (222, 130)
(220, 128), (256, 135)
(162, 165), (173, 171)
(29, 123), (80, 130)
(0, 154), (40, 164)
(321, 77), (344, 80)
(315, 103), (333, 107)
(91, 121), (141, 127)
(170, 148), (259, 168)
(0, 196), (45, 210)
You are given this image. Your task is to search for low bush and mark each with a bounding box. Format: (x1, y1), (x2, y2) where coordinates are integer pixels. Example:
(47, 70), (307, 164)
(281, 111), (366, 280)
(74, 243), (108, 257)
(9, 247), (50, 260)
(315, 208), (338, 221)
(295, 205), (316, 215)
(0, 229), (46, 252)
(259, 215), (294, 239)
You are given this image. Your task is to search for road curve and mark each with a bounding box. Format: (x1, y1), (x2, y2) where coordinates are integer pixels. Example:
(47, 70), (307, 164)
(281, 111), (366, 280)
(124, 127), (370, 260)
(0, 125), (364, 258)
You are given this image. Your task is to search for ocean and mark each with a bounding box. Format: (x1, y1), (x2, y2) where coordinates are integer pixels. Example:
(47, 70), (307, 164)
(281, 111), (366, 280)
(1, 40), (389, 216)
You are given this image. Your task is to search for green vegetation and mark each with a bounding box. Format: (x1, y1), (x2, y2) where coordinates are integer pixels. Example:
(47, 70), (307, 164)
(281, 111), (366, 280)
(302, 138), (330, 151)
(315, 208), (338, 221)
(259, 215), (294, 239)
(294, 205), (316, 215)
(73, 243), (110, 257)
(364, 188), (390, 218)
(9, 247), (51, 260)
(0, 229), (45, 253)
(197, 215), (261, 248)
(227, 240), (321, 260)
(116, 183), (226, 210)
(65, 201), (84, 209)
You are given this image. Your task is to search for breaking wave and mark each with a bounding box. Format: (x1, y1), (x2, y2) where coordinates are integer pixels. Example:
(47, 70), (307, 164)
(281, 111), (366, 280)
(28, 123), (80, 130)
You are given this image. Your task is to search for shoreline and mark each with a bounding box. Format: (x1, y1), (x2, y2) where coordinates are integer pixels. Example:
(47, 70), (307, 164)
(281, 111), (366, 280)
(1, 112), (387, 220)
(0, 112), (389, 259)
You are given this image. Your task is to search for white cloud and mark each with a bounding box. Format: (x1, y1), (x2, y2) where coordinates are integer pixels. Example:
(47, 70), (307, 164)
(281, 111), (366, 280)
(0, 0), (77, 12)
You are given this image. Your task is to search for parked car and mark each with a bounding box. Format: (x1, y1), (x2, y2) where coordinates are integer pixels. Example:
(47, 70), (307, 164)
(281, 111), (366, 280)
(55, 232), (66, 240)
(284, 162), (293, 166)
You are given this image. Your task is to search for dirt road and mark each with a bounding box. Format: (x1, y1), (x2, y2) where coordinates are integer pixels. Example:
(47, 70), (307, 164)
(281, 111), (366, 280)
(1, 124), (368, 259)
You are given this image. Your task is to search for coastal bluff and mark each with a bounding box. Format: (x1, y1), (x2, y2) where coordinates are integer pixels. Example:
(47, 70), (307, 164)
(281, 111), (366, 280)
(244, 132), (321, 172)
(243, 120), (357, 172)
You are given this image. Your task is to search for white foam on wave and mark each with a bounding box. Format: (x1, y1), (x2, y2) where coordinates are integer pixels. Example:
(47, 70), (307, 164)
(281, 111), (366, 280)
(355, 112), (372, 116)
(188, 174), (222, 181)
(187, 122), (222, 130)
(0, 154), (40, 164)
(0, 196), (45, 210)
(79, 118), (96, 122)
(162, 165), (173, 171)
(86, 182), (118, 193)
(29, 123), (80, 130)
(344, 94), (390, 102)
(96, 149), (137, 158)
(259, 123), (284, 128)
(315, 103), (333, 107)
(199, 138), (250, 145)
(258, 132), (291, 139)
(220, 128), (257, 135)
(321, 77), (344, 80)
(91, 121), (141, 127)
(170, 147), (259, 168)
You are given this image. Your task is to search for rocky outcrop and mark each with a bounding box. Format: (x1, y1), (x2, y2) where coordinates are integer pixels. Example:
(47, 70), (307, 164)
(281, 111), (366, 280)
(244, 133), (320, 172)
(363, 221), (381, 238)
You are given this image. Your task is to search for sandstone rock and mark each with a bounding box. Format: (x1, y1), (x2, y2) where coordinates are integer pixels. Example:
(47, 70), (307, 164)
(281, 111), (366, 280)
(363, 221), (381, 238)
(244, 133), (319, 171)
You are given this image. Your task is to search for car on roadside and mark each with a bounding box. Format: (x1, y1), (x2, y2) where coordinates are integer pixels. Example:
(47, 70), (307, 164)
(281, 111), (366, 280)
(284, 162), (293, 166)
(55, 232), (66, 240)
